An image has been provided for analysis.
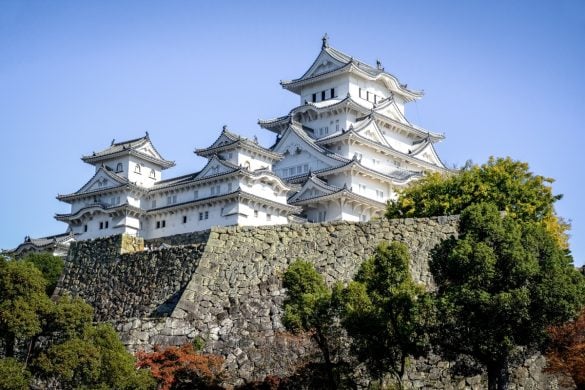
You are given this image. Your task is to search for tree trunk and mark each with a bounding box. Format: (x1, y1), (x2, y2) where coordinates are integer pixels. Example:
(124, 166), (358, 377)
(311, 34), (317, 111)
(4, 332), (16, 357)
(314, 328), (336, 390)
(487, 359), (509, 390)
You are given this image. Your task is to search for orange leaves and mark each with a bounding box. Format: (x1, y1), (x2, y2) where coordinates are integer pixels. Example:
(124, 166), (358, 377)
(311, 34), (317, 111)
(136, 343), (224, 390)
(546, 310), (585, 388)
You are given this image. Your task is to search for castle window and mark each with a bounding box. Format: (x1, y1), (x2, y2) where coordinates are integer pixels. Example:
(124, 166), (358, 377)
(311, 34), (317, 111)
(312, 93), (316, 103)
(135, 164), (141, 174)
(266, 213), (271, 221)
(376, 190), (384, 199)
(150, 169), (156, 179)
(318, 211), (327, 222)
(204, 211), (209, 219)
(194, 190), (199, 200)
(227, 183), (232, 192)
(366, 91), (370, 101)
(330, 88), (335, 98)
(254, 210), (258, 218)
(167, 195), (177, 205)
(84, 225), (88, 232)
(359, 88), (362, 98)
(199, 212), (203, 221)
(335, 119), (339, 131)
(99, 222), (104, 229)
(211, 185), (220, 196)
(182, 216), (187, 223)
(156, 221), (160, 229)
(361, 214), (367, 222)
(116, 163), (123, 172)
(162, 220), (166, 228)
(321, 90), (325, 101)
(105, 221), (109, 228)
(151, 200), (156, 208)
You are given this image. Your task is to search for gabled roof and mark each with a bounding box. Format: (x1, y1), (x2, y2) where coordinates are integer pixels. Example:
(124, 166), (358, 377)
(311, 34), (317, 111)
(4, 232), (75, 255)
(289, 180), (386, 210)
(288, 174), (340, 203)
(151, 157), (296, 194)
(195, 126), (283, 161)
(55, 203), (144, 222)
(285, 158), (421, 185)
(280, 38), (422, 102)
(57, 166), (138, 202)
(270, 123), (349, 165)
(81, 132), (175, 169)
(259, 95), (443, 142)
(316, 126), (447, 172)
(148, 189), (302, 215)
(195, 155), (240, 180)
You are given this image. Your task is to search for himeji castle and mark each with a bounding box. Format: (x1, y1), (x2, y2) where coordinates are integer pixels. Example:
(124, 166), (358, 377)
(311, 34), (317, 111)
(10, 36), (449, 251)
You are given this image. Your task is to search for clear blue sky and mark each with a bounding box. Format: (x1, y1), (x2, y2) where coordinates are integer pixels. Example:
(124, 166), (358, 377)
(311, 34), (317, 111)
(1, 1), (584, 264)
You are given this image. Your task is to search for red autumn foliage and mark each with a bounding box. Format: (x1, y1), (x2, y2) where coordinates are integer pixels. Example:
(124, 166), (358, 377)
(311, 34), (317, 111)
(136, 343), (224, 390)
(546, 309), (585, 389)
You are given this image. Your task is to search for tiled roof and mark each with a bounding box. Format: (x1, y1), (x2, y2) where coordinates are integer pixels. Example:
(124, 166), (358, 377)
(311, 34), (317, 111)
(81, 132), (175, 168)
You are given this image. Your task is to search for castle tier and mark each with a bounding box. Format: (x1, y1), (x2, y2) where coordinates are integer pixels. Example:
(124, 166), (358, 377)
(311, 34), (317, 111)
(50, 36), (448, 242)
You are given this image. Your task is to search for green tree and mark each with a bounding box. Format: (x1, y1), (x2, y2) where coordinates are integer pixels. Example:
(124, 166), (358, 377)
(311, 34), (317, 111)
(431, 203), (585, 390)
(386, 157), (569, 248)
(0, 358), (31, 390)
(0, 257), (154, 389)
(22, 252), (64, 295)
(282, 260), (337, 388)
(0, 259), (52, 357)
(335, 242), (432, 388)
(35, 323), (155, 389)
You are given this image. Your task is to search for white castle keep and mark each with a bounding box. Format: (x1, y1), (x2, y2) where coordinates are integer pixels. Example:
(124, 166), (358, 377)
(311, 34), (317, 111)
(14, 36), (449, 251)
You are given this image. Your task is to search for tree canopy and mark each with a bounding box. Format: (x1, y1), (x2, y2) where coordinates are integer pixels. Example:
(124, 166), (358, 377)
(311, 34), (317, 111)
(430, 202), (585, 390)
(386, 157), (569, 248)
(0, 256), (154, 389)
(334, 241), (432, 388)
(282, 259), (338, 388)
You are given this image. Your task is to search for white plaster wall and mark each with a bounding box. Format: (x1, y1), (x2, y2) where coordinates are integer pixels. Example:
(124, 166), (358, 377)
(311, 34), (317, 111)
(274, 148), (336, 178)
(236, 150), (272, 171)
(241, 181), (287, 203)
(299, 75), (347, 105)
(127, 158), (162, 188)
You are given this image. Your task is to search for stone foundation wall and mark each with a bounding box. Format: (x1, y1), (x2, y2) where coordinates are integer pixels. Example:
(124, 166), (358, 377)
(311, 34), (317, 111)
(57, 236), (205, 321)
(57, 217), (571, 388)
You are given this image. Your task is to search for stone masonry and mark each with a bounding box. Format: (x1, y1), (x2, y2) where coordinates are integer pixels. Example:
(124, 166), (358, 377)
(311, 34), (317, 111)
(56, 217), (570, 388)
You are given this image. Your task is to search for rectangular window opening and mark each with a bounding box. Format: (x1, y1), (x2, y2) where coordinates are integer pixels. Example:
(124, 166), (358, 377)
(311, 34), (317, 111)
(330, 88), (335, 98)
(312, 93), (316, 103)
(182, 216), (187, 224)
